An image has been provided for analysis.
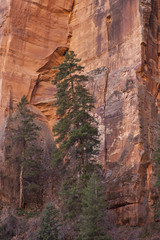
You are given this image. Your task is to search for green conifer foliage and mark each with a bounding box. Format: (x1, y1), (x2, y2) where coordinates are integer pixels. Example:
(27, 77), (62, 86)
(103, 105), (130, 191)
(6, 95), (42, 208)
(60, 172), (97, 221)
(16, 95), (41, 143)
(37, 203), (60, 240)
(60, 174), (92, 239)
(60, 176), (82, 220)
(78, 173), (106, 240)
(52, 51), (99, 174)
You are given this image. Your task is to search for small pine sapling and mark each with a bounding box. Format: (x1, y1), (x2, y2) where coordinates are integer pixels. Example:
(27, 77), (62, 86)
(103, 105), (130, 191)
(37, 203), (61, 240)
(78, 173), (107, 240)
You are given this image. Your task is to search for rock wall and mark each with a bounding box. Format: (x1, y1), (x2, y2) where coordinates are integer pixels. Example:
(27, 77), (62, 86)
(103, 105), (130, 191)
(0, 0), (160, 226)
(69, 0), (157, 225)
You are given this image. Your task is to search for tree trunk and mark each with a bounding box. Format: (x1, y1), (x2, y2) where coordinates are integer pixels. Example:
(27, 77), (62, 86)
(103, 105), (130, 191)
(19, 165), (23, 208)
(80, 142), (85, 175)
(81, 155), (85, 175)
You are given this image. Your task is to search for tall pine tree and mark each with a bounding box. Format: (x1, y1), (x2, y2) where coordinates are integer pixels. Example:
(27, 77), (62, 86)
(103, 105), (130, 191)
(52, 51), (108, 239)
(52, 51), (99, 174)
(6, 95), (42, 208)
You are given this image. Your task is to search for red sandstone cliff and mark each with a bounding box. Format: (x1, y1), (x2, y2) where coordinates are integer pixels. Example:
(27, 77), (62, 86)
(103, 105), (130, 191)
(0, 0), (160, 227)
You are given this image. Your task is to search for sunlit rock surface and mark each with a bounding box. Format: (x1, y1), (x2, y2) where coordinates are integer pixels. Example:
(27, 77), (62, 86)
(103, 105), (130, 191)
(0, 0), (160, 226)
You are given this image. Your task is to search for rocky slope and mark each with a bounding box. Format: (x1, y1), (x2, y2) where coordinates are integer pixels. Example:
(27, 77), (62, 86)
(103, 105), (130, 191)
(0, 0), (160, 227)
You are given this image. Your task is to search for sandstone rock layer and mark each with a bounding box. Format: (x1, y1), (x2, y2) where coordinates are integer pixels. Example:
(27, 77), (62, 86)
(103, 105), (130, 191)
(0, 0), (160, 226)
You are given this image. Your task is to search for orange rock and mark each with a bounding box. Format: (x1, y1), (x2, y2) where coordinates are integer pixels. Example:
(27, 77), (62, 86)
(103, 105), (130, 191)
(0, 0), (160, 226)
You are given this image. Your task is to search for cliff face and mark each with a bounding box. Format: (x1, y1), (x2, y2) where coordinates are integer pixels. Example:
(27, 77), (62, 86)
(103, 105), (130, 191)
(0, 0), (159, 226)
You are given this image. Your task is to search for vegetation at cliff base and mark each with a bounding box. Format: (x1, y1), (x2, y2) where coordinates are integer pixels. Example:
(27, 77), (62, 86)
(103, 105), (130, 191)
(4, 51), (108, 240)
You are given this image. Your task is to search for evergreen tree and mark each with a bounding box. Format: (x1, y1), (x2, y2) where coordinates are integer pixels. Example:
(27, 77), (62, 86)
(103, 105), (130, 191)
(77, 173), (106, 240)
(52, 51), (99, 174)
(37, 203), (60, 240)
(60, 174), (91, 239)
(6, 95), (42, 208)
(60, 170), (98, 221)
(60, 176), (79, 220)
(60, 174), (88, 221)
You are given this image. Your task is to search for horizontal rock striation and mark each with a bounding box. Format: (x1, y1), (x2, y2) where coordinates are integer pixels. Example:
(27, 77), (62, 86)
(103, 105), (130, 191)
(0, 0), (160, 226)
